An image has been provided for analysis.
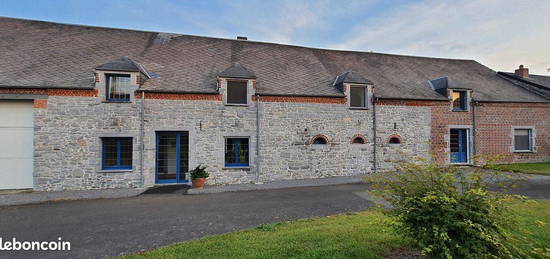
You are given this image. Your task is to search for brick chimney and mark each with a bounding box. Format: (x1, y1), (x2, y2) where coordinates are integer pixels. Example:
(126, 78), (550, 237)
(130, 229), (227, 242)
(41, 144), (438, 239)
(515, 65), (529, 78)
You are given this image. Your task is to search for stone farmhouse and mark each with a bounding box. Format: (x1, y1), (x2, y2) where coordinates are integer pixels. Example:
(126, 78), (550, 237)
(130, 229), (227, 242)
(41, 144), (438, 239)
(1, 17), (549, 191)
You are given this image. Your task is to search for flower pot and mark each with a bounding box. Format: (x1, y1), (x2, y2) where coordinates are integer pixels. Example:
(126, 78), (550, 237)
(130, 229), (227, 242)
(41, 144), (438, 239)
(192, 178), (207, 189)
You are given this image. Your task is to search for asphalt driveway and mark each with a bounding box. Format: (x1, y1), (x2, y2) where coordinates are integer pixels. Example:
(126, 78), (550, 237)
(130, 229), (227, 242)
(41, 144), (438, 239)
(0, 177), (549, 259)
(0, 183), (371, 259)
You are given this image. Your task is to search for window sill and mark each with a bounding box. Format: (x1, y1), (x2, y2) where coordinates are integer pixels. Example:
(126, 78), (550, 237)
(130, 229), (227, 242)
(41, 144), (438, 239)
(449, 162), (472, 166)
(223, 167), (251, 170)
(225, 103), (249, 107)
(451, 109), (468, 112)
(513, 150), (535, 153)
(97, 169), (134, 173)
(349, 107), (369, 110)
(102, 100), (132, 104)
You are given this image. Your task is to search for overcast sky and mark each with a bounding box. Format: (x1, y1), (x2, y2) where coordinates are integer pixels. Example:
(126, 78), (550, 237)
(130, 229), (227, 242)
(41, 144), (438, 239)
(2, 0), (549, 74)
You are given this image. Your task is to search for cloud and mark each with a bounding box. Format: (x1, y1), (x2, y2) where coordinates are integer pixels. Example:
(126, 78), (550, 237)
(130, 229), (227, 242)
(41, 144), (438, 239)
(330, 0), (550, 74)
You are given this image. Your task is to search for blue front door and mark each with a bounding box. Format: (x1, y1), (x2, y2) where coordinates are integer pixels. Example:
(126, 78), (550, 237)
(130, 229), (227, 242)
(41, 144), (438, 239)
(450, 129), (469, 163)
(155, 132), (189, 184)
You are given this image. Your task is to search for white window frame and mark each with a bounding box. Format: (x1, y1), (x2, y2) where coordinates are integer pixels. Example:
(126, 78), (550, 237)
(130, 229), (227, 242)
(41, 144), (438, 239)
(447, 125), (473, 165)
(512, 127), (535, 153)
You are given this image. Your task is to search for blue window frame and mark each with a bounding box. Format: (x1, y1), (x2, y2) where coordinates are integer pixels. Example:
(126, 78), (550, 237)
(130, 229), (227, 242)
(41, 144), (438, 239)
(225, 138), (249, 167)
(106, 74), (132, 102)
(102, 137), (133, 170)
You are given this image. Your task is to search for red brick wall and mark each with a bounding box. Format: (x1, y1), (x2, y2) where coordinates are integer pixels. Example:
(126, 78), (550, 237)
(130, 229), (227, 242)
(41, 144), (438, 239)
(0, 88), (98, 96)
(431, 101), (550, 164)
(255, 95), (346, 104)
(136, 92), (222, 101)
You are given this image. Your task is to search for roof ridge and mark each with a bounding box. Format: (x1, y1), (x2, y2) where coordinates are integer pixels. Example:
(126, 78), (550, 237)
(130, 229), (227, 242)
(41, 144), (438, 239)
(0, 16), (476, 63)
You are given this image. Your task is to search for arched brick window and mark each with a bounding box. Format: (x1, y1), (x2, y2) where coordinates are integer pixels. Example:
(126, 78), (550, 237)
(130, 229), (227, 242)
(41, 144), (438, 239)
(310, 134), (329, 145)
(351, 135), (367, 144)
(388, 134), (402, 144)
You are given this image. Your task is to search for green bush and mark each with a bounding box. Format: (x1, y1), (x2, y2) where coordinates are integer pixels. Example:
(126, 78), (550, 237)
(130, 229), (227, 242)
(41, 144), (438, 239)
(189, 165), (209, 179)
(367, 157), (527, 258)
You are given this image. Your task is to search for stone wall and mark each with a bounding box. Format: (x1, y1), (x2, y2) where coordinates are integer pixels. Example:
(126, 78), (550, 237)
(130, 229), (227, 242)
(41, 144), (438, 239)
(30, 93), (438, 191)
(142, 98), (258, 186)
(375, 104), (432, 170)
(33, 96), (142, 191)
(258, 102), (374, 182)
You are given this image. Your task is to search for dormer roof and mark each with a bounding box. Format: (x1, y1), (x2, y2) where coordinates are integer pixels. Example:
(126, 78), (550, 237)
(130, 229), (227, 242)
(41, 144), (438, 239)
(334, 71), (372, 85)
(96, 57), (151, 78)
(218, 63), (256, 79)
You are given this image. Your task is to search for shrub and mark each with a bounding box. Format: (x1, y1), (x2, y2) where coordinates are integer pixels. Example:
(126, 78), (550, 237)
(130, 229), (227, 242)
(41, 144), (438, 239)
(367, 156), (527, 258)
(189, 165), (209, 179)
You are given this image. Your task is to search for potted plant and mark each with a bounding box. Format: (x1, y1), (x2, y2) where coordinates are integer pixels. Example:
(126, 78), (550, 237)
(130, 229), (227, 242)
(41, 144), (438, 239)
(190, 165), (209, 189)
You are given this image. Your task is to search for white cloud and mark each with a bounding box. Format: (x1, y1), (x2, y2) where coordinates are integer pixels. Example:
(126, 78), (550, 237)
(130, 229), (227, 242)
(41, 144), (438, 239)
(330, 0), (550, 74)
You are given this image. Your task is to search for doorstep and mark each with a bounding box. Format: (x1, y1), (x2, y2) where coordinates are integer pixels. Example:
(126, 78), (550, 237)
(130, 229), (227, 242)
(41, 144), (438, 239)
(0, 187), (146, 207)
(187, 175), (368, 195)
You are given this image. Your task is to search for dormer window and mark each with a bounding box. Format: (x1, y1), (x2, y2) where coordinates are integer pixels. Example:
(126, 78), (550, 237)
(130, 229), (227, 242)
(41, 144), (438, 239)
(350, 86), (367, 108)
(218, 63), (255, 106)
(451, 90), (468, 111)
(334, 71), (372, 110)
(226, 80), (248, 105)
(106, 74), (132, 102)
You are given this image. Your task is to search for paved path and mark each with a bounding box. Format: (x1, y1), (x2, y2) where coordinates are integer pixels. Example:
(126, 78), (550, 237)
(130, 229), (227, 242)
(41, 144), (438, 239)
(0, 176), (548, 259)
(0, 184), (371, 259)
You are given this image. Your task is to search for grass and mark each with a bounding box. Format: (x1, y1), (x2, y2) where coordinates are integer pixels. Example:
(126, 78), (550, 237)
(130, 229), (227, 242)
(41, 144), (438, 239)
(507, 200), (550, 257)
(122, 200), (550, 259)
(491, 162), (550, 176)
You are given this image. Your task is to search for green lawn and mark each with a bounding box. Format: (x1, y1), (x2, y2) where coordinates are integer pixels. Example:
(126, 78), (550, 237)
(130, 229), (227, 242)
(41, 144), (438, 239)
(122, 200), (550, 259)
(491, 162), (550, 176)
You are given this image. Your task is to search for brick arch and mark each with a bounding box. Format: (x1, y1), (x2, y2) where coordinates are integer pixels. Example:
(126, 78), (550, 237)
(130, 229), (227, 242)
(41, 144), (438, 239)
(387, 134), (403, 144)
(310, 134), (329, 145)
(351, 134), (367, 144)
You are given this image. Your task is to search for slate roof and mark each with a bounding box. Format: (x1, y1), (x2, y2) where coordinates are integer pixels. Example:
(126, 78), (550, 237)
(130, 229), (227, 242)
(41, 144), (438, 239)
(0, 17), (548, 102)
(498, 72), (550, 99)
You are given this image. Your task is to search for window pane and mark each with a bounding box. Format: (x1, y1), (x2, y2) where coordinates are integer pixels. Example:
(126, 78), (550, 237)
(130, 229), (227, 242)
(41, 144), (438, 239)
(452, 91), (466, 111)
(353, 137), (365, 144)
(227, 81), (247, 104)
(108, 75), (131, 101)
(237, 138), (249, 164)
(514, 129), (531, 150)
(225, 139), (237, 165)
(119, 138), (133, 167)
(103, 138), (118, 167)
(350, 87), (366, 107)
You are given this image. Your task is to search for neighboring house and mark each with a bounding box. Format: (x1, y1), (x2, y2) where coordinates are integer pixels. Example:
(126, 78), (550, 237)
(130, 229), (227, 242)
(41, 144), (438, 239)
(0, 17), (549, 191)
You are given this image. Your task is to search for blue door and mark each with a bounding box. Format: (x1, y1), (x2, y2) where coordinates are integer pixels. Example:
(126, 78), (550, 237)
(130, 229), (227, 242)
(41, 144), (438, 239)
(450, 129), (468, 163)
(156, 132), (189, 184)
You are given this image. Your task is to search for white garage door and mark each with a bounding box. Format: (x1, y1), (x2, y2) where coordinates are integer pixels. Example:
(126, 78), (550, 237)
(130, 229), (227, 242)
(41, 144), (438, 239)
(0, 100), (34, 189)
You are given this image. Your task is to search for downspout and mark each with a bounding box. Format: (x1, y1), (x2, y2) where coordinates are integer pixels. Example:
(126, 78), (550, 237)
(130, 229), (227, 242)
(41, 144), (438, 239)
(372, 95), (378, 173)
(471, 97), (477, 165)
(140, 91), (145, 187)
(255, 93), (261, 183)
